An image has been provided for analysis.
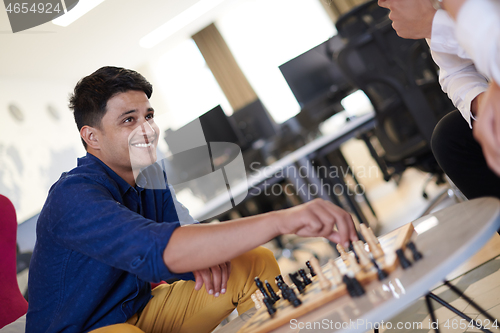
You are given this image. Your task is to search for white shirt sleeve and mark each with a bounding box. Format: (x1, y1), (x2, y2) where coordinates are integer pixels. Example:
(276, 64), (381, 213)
(429, 10), (489, 128)
(455, 0), (500, 84)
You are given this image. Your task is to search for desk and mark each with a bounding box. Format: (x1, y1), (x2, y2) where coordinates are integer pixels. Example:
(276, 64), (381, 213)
(261, 197), (500, 333)
(191, 112), (376, 222)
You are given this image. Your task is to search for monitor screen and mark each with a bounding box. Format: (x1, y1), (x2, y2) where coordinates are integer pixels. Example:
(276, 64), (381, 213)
(165, 105), (241, 155)
(231, 99), (276, 147)
(279, 35), (353, 107)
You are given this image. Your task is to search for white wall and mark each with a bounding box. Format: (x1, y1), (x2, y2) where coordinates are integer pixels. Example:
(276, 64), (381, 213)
(0, 77), (85, 222)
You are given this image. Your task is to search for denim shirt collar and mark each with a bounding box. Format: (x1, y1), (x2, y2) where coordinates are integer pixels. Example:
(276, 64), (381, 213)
(79, 153), (140, 196)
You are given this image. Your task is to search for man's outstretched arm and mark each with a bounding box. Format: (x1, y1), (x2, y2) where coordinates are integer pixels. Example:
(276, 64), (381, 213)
(163, 199), (357, 273)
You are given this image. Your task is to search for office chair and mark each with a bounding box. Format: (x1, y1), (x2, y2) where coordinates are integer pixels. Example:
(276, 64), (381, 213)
(336, 17), (455, 193)
(335, 0), (389, 40)
(0, 195), (28, 328)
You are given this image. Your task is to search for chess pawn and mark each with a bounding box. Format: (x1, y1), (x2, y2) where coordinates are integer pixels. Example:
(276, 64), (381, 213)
(371, 258), (388, 280)
(348, 253), (362, 275)
(353, 241), (373, 270)
(337, 243), (349, 261)
(396, 249), (412, 269)
(308, 257), (331, 291)
(328, 259), (343, 286)
(407, 241), (423, 261)
(251, 293), (262, 309)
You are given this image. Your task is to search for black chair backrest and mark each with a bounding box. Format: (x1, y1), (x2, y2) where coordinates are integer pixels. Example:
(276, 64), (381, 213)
(337, 18), (455, 162)
(335, 0), (389, 40)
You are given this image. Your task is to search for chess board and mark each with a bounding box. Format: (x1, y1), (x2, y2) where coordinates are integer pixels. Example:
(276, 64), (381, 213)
(237, 223), (415, 333)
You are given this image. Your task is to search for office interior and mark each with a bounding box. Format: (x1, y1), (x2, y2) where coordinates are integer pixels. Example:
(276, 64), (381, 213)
(2, 0), (500, 332)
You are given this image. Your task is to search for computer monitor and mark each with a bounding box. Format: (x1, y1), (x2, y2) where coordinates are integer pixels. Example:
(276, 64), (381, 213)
(231, 99), (277, 148)
(279, 35), (355, 108)
(199, 105), (241, 144)
(165, 105), (242, 154)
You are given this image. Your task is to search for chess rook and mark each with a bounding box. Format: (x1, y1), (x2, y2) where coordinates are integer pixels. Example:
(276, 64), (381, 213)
(328, 259), (343, 286)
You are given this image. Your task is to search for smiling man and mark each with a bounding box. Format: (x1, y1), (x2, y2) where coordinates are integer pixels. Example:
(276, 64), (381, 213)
(26, 66), (358, 333)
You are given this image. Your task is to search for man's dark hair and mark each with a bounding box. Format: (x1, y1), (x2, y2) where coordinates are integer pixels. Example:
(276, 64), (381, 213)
(69, 66), (153, 149)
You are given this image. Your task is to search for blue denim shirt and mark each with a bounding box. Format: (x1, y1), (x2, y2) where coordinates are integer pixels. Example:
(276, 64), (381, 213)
(27, 153), (195, 333)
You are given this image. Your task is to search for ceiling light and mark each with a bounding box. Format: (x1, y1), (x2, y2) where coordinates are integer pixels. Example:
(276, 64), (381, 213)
(140, 0), (225, 49)
(52, 0), (105, 27)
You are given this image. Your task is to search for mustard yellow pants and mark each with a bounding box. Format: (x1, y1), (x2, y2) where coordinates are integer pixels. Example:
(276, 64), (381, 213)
(90, 247), (280, 333)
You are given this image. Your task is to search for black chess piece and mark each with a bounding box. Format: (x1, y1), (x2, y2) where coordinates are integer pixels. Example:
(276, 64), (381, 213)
(342, 275), (356, 297)
(265, 280), (280, 302)
(289, 272), (305, 293)
(407, 241), (423, 261)
(262, 295), (276, 317)
(283, 287), (302, 307)
(306, 260), (317, 277)
(396, 249), (412, 269)
(350, 276), (366, 296)
(276, 281), (290, 300)
(254, 277), (272, 303)
(275, 275), (290, 293)
(371, 258), (388, 280)
(275, 275), (285, 285)
(349, 243), (360, 263)
(298, 269), (312, 285)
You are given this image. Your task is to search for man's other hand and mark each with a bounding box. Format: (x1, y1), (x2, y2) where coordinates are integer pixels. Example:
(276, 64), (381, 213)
(275, 199), (358, 248)
(193, 261), (231, 297)
(473, 80), (500, 176)
(378, 0), (436, 39)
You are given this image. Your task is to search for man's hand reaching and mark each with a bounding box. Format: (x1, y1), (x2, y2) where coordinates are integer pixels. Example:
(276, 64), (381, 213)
(193, 262), (231, 297)
(275, 199), (358, 248)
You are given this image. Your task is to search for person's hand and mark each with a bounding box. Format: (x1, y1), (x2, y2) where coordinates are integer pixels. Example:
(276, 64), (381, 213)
(193, 261), (231, 297)
(275, 199), (358, 247)
(470, 92), (486, 118)
(378, 0), (437, 39)
(473, 81), (500, 176)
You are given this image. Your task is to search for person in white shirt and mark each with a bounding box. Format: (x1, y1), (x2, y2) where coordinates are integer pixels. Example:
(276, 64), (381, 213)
(378, 0), (500, 199)
(441, 0), (500, 177)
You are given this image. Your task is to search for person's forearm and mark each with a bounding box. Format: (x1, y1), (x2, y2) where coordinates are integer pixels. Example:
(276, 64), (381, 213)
(471, 92), (486, 117)
(163, 211), (281, 273)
